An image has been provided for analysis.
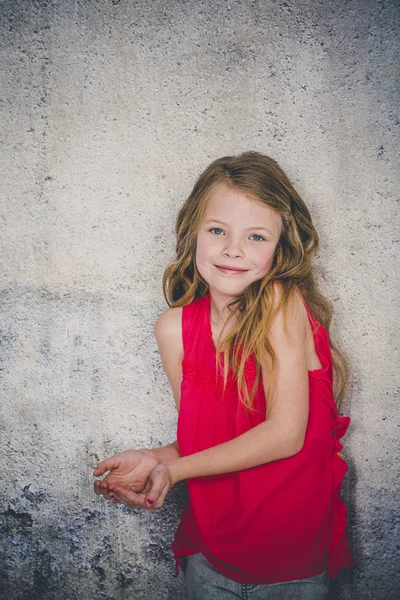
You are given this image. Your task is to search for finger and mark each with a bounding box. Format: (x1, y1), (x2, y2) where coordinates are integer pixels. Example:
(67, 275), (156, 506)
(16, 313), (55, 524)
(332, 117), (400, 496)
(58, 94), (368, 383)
(94, 479), (115, 500)
(94, 480), (104, 496)
(94, 479), (111, 497)
(101, 490), (114, 500)
(106, 478), (147, 494)
(112, 487), (148, 509)
(145, 470), (168, 507)
(154, 484), (170, 509)
(93, 456), (122, 476)
(146, 482), (170, 510)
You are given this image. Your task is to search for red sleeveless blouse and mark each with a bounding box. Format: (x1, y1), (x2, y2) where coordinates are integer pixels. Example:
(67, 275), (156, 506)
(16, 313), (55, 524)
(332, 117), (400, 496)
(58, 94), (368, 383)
(171, 293), (354, 584)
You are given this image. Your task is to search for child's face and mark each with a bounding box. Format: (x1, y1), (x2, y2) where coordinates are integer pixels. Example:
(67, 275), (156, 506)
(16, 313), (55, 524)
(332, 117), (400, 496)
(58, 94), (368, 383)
(196, 183), (282, 302)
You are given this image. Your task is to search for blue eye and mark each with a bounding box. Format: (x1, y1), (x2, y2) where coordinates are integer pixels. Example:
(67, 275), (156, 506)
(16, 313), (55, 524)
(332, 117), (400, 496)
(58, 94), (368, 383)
(209, 228), (224, 235)
(250, 234), (265, 242)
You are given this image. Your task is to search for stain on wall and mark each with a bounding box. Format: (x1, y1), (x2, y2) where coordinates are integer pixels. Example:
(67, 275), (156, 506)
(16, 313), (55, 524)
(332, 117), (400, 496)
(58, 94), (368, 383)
(1, 1), (399, 599)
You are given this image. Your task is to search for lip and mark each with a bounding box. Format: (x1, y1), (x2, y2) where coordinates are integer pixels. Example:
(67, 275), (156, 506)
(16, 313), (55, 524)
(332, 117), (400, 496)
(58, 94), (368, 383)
(215, 265), (248, 274)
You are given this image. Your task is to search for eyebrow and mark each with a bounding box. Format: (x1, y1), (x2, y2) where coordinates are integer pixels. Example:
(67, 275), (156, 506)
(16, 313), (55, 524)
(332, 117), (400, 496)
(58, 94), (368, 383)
(204, 219), (275, 236)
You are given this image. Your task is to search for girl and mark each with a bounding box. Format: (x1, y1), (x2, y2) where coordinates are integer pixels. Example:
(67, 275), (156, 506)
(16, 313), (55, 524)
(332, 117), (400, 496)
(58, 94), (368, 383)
(93, 152), (354, 599)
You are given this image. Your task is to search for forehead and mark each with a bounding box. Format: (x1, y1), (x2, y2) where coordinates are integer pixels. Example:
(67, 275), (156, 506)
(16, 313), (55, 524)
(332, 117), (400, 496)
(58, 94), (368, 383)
(203, 183), (281, 230)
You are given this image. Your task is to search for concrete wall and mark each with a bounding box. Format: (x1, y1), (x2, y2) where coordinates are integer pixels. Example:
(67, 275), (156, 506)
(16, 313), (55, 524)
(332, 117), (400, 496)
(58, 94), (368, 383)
(1, 1), (399, 598)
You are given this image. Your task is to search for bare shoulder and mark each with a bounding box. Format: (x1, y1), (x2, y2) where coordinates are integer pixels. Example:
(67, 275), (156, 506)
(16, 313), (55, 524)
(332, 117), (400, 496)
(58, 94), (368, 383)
(154, 307), (183, 410)
(269, 282), (309, 346)
(154, 306), (183, 342)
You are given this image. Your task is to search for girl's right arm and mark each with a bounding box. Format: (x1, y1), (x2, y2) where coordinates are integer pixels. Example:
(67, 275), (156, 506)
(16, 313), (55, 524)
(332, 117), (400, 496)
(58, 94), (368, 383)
(93, 306), (183, 506)
(153, 306), (184, 412)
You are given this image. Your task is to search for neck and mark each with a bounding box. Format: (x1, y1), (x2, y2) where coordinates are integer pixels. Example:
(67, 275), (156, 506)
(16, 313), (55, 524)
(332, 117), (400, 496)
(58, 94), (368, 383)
(209, 292), (239, 330)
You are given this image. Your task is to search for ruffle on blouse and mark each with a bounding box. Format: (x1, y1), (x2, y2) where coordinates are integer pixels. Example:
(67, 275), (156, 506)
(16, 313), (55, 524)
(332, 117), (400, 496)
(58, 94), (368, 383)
(329, 414), (353, 577)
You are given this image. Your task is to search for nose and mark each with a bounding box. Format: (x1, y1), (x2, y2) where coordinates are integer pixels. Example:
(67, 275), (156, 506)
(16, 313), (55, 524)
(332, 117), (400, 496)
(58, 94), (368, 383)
(222, 238), (244, 259)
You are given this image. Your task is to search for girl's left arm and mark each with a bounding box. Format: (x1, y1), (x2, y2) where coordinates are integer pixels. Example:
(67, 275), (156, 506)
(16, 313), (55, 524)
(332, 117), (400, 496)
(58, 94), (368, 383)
(145, 288), (311, 509)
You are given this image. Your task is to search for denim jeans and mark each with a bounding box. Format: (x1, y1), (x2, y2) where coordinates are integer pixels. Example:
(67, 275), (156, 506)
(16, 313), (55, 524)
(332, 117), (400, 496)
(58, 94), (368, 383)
(185, 553), (329, 600)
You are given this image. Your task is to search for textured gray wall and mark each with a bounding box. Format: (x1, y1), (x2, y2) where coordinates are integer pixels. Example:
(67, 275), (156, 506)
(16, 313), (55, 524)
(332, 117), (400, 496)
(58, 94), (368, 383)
(1, 1), (399, 599)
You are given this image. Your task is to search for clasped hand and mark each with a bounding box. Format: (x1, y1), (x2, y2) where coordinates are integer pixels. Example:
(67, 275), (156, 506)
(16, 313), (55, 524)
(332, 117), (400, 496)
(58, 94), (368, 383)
(93, 449), (173, 512)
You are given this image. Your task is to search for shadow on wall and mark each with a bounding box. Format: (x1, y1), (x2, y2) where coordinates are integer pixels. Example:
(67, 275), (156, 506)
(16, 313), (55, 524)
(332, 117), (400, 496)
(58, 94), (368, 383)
(0, 482), (188, 600)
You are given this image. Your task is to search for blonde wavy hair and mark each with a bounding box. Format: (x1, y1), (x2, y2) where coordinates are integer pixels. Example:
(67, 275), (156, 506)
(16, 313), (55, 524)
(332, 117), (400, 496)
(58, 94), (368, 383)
(162, 152), (349, 410)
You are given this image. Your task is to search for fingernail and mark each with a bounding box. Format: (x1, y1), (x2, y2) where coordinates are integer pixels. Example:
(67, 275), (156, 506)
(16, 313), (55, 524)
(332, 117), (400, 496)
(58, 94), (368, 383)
(147, 499), (153, 506)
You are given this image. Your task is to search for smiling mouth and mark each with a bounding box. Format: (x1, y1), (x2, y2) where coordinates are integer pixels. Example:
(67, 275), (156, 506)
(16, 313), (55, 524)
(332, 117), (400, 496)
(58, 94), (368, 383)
(215, 265), (248, 274)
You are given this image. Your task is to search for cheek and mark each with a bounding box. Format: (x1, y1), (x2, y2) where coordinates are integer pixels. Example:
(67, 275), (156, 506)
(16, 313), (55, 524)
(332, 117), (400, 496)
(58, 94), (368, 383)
(196, 234), (214, 262)
(195, 240), (202, 263)
(195, 239), (208, 271)
(255, 246), (277, 272)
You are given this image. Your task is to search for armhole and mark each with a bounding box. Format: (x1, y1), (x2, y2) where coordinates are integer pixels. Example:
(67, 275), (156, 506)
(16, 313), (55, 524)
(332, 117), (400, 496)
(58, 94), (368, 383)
(181, 296), (204, 355)
(181, 298), (196, 352)
(270, 280), (318, 333)
(181, 304), (189, 352)
(294, 287), (319, 333)
(294, 287), (329, 373)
